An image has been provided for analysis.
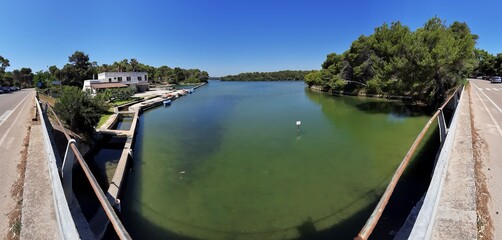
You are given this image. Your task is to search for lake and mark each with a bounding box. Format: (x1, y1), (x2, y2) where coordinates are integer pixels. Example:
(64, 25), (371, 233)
(121, 80), (432, 239)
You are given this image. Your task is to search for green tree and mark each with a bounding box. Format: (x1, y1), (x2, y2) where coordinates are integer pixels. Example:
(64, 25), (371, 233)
(130, 58), (139, 72)
(308, 17), (477, 107)
(63, 51), (93, 86)
(304, 71), (322, 87)
(33, 70), (54, 88)
(0, 55), (9, 72)
(407, 18), (476, 106)
(54, 86), (108, 138)
(0, 55), (10, 85)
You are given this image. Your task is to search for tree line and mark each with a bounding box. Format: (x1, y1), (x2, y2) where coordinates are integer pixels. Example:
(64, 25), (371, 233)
(305, 17), (478, 107)
(471, 50), (502, 77)
(0, 56), (34, 88)
(0, 51), (209, 88)
(220, 70), (314, 81)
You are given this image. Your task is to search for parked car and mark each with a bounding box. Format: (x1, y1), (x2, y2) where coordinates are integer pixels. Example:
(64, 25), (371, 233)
(0, 89), (4, 94)
(491, 76), (502, 83)
(0, 87), (10, 93)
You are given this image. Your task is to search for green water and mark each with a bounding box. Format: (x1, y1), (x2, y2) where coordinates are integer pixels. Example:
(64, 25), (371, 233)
(122, 81), (430, 239)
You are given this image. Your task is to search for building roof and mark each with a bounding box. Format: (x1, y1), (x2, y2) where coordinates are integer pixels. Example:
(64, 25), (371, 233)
(90, 83), (128, 89)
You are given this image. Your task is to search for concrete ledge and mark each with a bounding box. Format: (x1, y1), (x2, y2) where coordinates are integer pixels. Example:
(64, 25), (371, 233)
(408, 87), (477, 239)
(34, 100), (80, 239)
(21, 125), (60, 239)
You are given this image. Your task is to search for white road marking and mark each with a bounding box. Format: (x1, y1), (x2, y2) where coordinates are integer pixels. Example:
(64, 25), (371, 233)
(0, 92), (33, 146)
(494, 88), (500, 91)
(486, 88), (492, 91)
(473, 86), (502, 139)
(0, 92), (32, 127)
(0, 110), (12, 124)
(472, 82), (502, 113)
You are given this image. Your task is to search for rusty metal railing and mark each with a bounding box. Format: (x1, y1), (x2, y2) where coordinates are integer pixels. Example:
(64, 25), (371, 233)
(355, 86), (462, 240)
(41, 98), (131, 240)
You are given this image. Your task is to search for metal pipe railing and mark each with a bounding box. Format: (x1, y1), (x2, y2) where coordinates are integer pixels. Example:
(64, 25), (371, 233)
(355, 86), (462, 240)
(44, 101), (131, 240)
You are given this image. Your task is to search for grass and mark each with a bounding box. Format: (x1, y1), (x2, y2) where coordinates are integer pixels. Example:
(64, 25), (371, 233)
(11, 219), (21, 236)
(97, 109), (114, 128)
(38, 93), (56, 107)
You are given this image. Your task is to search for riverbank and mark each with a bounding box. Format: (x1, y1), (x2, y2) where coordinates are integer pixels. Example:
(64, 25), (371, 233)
(88, 82), (206, 238)
(310, 85), (414, 102)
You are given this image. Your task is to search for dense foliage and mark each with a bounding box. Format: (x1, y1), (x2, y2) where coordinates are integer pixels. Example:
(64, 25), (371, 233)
(0, 55), (34, 88)
(1, 52), (209, 88)
(54, 86), (109, 137)
(96, 87), (136, 103)
(30, 51), (209, 88)
(220, 70), (314, 81)
(471, 50), (502, 77)
(306, 17), (478, 107)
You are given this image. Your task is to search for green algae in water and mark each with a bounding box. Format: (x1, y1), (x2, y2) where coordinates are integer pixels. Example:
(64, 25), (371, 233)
(122, 81), (430, 239)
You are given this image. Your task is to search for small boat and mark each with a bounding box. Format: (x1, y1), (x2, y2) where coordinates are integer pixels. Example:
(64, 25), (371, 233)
(163, 99), (172, 106)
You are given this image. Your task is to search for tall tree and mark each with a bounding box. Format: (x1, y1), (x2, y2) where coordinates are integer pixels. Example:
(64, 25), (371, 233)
(0, 55), (9, 84)
(130, 58), (139, 72)
(65, 51), (93, 86)
(0, 55), (10, 72)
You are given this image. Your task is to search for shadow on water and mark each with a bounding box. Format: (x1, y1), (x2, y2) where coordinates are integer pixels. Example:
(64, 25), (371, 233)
(369, 127), (440, 240)
(73, 135), (127, 222)
(118, 177), (384, 240)
(354, 101), (433, 117)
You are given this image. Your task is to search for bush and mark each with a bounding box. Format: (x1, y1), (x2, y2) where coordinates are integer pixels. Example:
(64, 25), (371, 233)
(97, 87), (136, 102)
(54, 86), (109, 137)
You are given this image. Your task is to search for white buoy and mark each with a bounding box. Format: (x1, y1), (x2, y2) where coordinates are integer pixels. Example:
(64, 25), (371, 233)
(296, 121), (301, 134)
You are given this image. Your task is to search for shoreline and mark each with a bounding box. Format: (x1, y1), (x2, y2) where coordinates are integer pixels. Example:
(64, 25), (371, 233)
(88, 81), (207, 238)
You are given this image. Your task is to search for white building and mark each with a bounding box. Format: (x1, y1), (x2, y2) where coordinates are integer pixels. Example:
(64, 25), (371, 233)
(83, 72), (149, 94)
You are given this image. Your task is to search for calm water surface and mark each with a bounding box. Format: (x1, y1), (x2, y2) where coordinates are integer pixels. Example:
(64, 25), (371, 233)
(122, 81), (430, 239)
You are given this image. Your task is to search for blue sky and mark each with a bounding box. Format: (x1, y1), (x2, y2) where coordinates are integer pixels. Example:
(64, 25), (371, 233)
(0, 0), (501, 76)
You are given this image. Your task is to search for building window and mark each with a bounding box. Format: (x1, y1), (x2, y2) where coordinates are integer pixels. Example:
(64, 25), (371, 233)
(138, 76), (142, 81)
(118, 77), (122, 82)
(145, 75), (147, 81)
(109, 78), (112, 83)
(126, 76), (131, 81)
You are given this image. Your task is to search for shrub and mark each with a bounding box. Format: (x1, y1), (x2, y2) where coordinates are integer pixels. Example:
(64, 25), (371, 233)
(54, 86), (109, 137)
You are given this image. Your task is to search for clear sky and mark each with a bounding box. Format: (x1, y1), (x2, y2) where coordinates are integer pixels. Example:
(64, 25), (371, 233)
(0, 0), (501, 76)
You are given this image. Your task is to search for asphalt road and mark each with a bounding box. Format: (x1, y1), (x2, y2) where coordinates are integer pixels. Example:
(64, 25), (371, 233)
(470, 79), (502, 239)
(0, 89), (35, 238)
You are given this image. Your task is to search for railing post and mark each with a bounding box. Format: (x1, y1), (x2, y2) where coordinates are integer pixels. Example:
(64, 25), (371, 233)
(438, 109), (447, 144)
(62, 139), (77, 205)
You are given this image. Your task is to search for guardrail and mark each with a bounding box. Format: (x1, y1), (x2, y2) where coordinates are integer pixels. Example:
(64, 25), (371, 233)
(37, 95), (132, 240)
(36, 97), (80, 239)
(355, 86), (463, 240)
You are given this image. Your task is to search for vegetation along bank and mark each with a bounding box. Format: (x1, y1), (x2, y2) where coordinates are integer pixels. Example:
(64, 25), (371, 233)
(304, 17), (477, 108)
